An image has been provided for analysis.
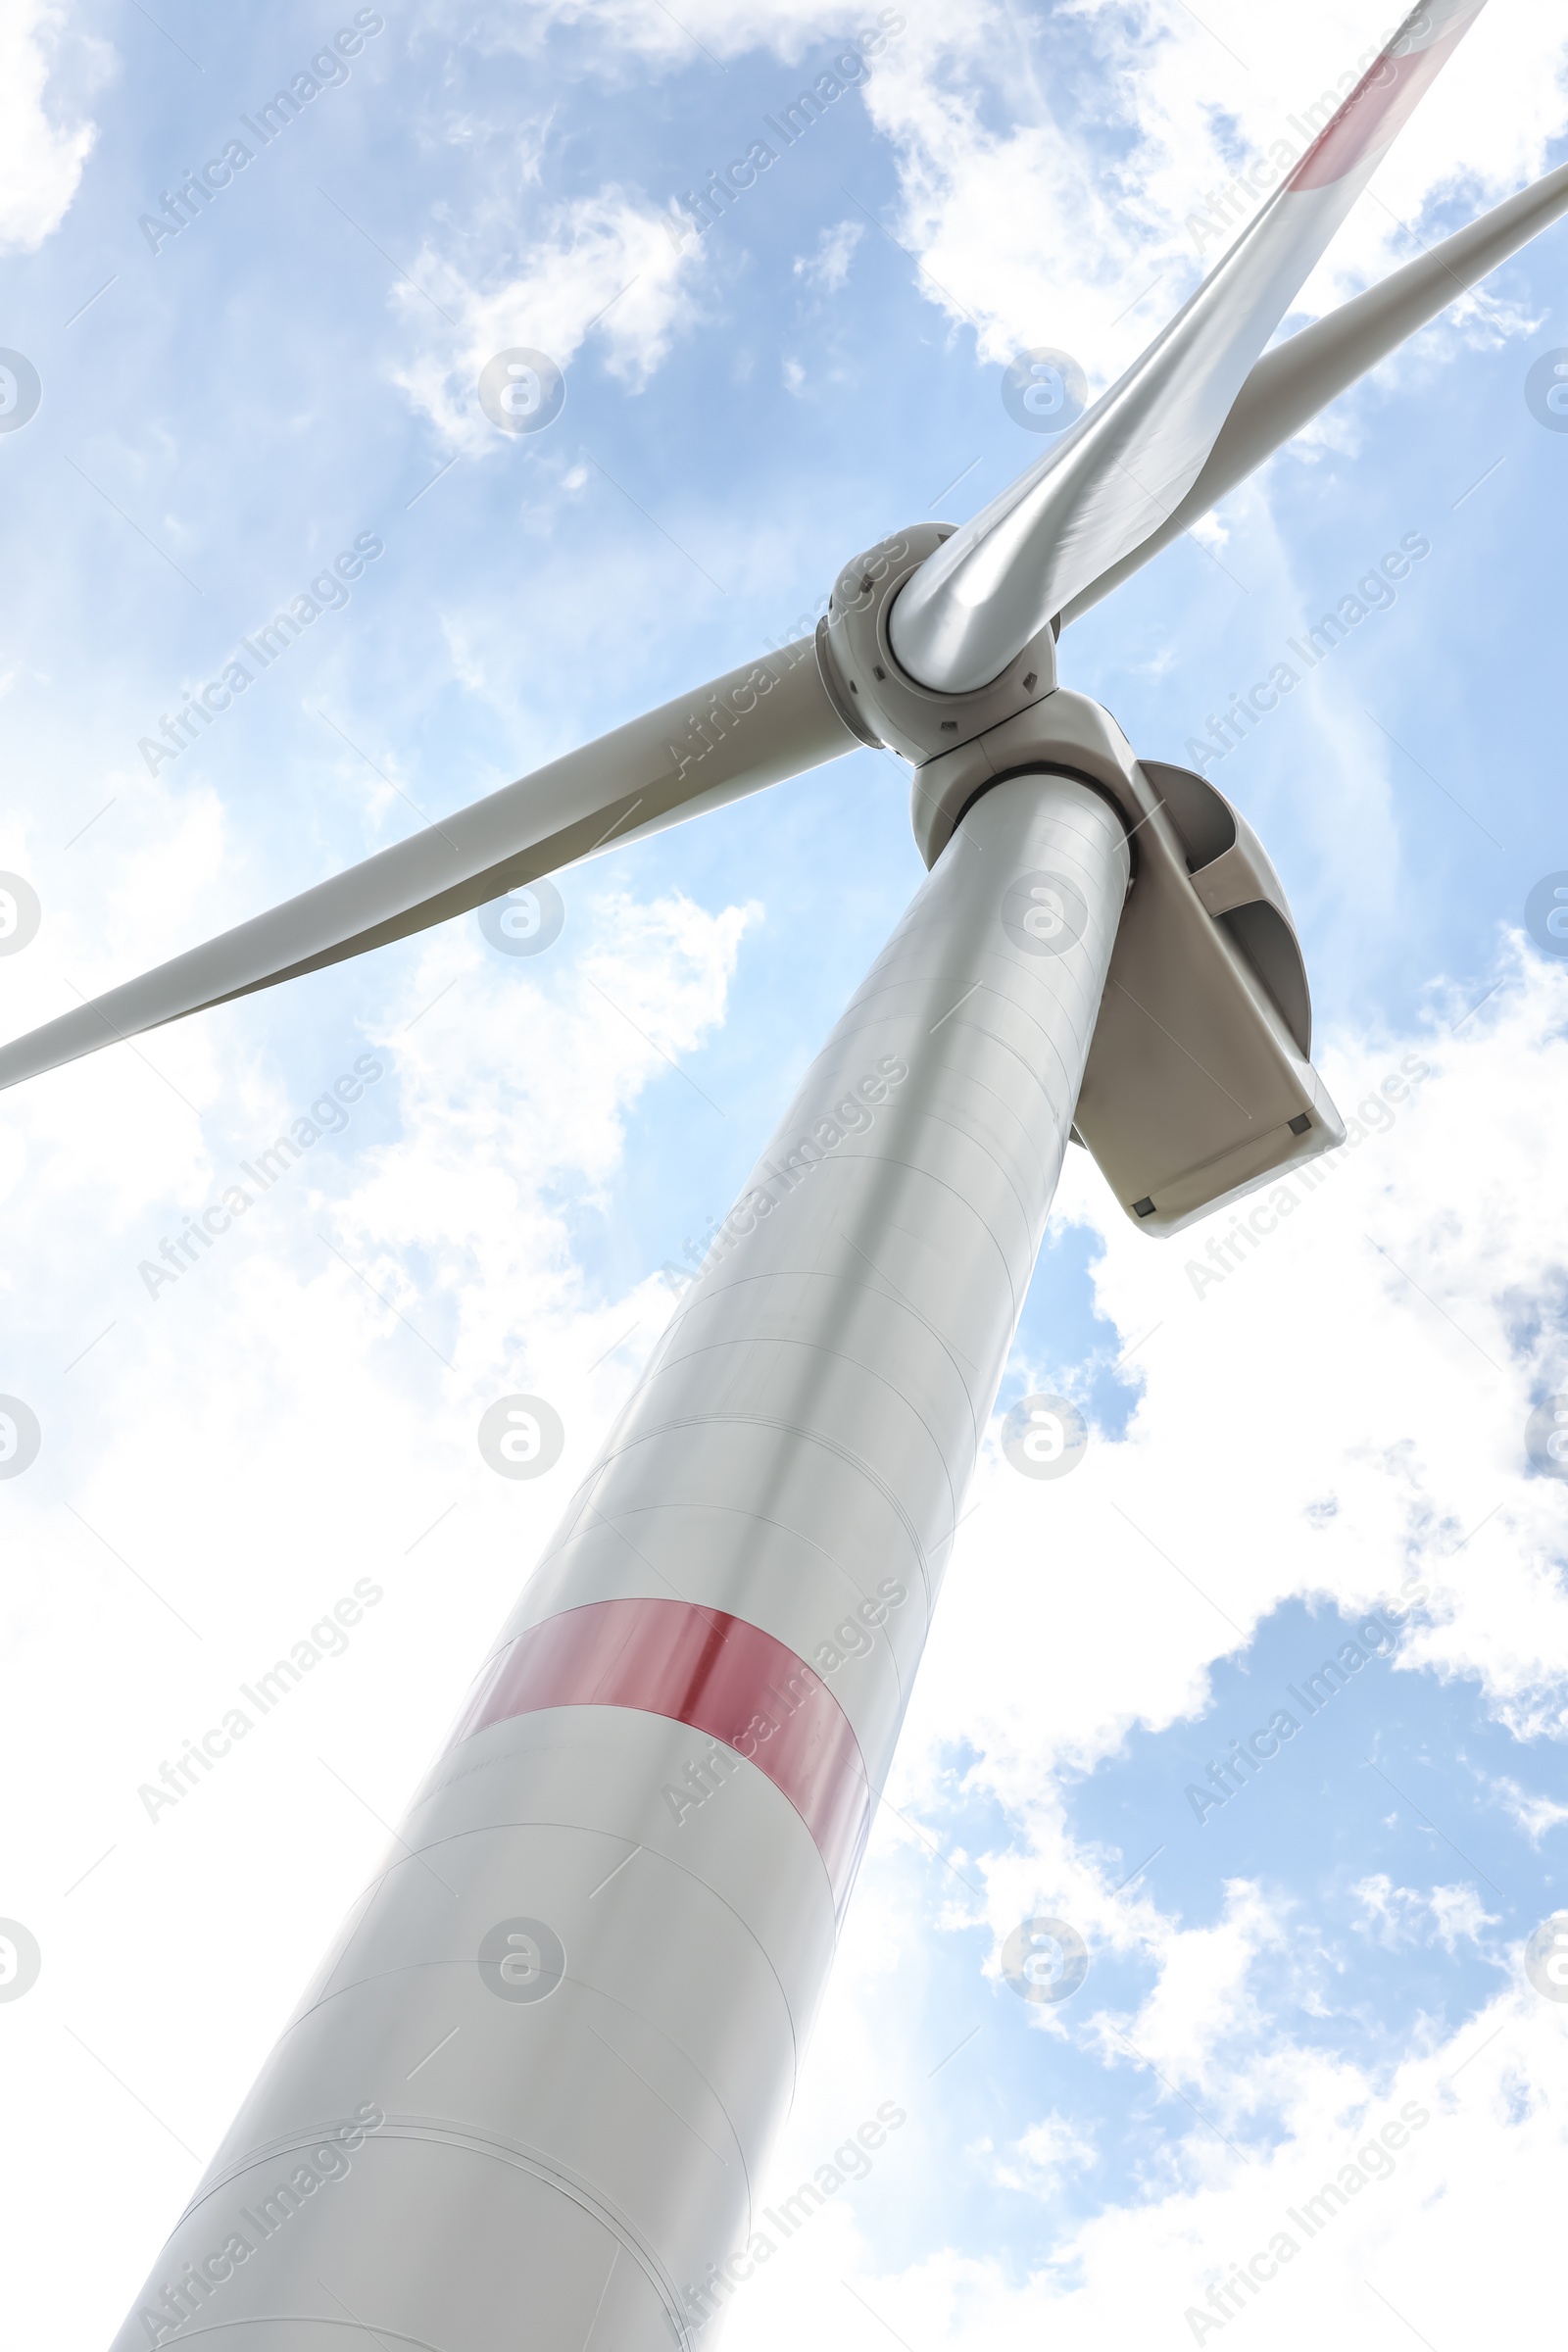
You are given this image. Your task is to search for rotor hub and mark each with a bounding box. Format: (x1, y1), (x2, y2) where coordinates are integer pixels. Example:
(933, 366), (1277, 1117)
(814, 523), (1058, 768)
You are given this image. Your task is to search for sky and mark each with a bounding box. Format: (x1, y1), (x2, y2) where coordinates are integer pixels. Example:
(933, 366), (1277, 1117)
(1, 1), (1566, 2347)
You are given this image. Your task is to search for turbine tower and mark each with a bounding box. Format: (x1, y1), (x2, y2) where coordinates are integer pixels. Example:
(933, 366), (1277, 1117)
(2, 6), (1564, 2345)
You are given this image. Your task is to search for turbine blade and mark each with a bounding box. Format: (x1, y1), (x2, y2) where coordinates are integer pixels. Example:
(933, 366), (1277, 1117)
(890, 0), (1488, 693)
(0, 638), (856, 1095)
(1063, 157), (1568, 623)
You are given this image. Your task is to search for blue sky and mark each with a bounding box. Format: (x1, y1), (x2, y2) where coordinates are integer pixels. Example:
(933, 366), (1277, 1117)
(2, 3), (1567, 2348)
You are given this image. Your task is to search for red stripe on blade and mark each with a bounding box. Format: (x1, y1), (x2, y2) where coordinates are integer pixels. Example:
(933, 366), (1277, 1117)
(449, 1597), (871, 1908)
(1287, 9), (1481, 192)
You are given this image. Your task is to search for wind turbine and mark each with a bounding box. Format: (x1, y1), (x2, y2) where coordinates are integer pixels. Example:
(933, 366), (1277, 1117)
(6, 4), (1565, 2345)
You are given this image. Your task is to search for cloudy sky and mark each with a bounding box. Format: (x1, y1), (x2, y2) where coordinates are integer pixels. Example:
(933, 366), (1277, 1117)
(2, 0), (1567, 2346)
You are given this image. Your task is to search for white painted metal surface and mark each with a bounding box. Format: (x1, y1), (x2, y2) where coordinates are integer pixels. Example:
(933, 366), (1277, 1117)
(1061, 154), (1568, 625)
(888, 0), (1486, 693)
(113, 771), (1130, 2351)
(0, 638), (853, 1097)
(906, 693), (1346, 1230)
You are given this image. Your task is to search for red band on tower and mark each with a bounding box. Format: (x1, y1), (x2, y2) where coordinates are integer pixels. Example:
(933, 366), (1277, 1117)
(449, 1597), (871, 1906)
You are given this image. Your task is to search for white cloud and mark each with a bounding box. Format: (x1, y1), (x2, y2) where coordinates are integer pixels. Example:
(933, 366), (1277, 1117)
(1427, 1882), (1499, 1953)
(384, 2), (914, 447)
(896, 937), (1568, 1831)
(1000, 2108), (1100, 2184)
(374, 4), (1568, 501)
(1353, 1875), (1497, 1953)
(418, 2), (1568, 437)
(735, 1988), (1565, 2352)
(0, 0), (97, 254)
(454, 0), (887, 74)
(856, 1), (1568, 395)
(391, 186), (705, 453)
(1492, 1775), (1568, 1843)
(1100, 1882), (1288, 2099)
(1352, 1872), (1430, 1947)
(795, 220), (864, 291)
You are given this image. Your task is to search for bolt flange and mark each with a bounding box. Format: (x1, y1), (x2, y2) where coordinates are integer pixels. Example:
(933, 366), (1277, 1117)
(815, 523), (1058, 767)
